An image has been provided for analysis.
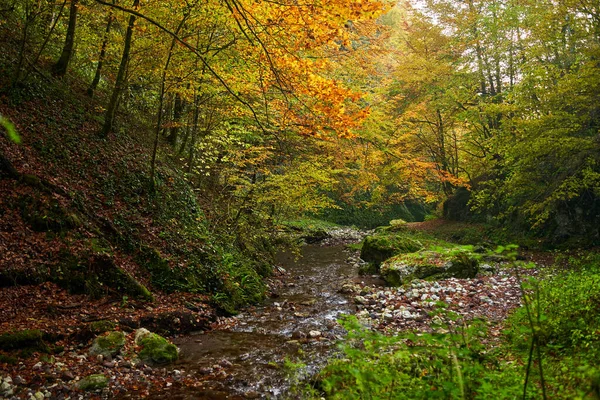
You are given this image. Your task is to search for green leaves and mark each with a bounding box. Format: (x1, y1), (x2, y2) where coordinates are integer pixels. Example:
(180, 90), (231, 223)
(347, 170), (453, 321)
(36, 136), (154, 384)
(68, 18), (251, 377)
(0, 115), (21, 144)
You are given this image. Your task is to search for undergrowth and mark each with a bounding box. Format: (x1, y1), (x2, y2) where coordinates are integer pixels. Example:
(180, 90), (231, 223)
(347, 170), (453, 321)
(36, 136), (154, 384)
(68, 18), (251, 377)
(294, 249), (600, 399)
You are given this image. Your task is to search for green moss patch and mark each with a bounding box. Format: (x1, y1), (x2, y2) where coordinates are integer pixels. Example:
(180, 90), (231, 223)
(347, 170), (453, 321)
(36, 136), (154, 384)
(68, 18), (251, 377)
(54, 252), (153, 300)
(135, 329), (178, 364)
(381, 248), (479, 286)
(76, 374), (109, 391)
(360, 233), (424, 267)
(89, 331), (125, 358)
(0, 329), (47, 352)
(89, 320), (116, 334)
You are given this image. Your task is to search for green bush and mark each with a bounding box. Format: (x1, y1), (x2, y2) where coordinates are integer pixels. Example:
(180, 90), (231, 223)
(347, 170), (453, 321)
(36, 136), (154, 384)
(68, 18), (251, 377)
(506, 257), (600, 351)
(316, 313), (526, 399)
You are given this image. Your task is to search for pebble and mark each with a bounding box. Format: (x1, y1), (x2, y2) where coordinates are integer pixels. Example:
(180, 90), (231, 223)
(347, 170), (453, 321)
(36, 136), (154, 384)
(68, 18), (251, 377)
(61, 371), (75, 381)
(308, 330), (322, 338)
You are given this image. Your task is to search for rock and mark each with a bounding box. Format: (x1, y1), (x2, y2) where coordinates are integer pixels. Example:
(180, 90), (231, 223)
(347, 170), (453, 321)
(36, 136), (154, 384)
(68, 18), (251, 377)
(76, 374), (108, 391)
(360, 233), (423, 267)
(89, 331), (125, 358)
(33, 362), (43, 370)
(61, 371), (75, 381)
(387, 219), (409, 231)
(219, 359), (233, 368)
(302, 229), (331, 244)
(308, 330), (322, 338)
(1, 381), (11, 392)
(14, 376), (26, 386)
(381, 248), (479, 286)
(354, 295), (368, 305)
(291, 331), (306, 339)
(136, 330), (179, 364)
(34, 392), (45, 400)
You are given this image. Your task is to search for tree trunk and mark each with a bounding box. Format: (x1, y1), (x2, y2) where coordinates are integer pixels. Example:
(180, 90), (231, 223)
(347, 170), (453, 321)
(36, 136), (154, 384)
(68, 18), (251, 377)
(167, 93), (184, 146)
(0, 150), (19, 179)
(52, 0), (78, 77)
(100, 0), (139, 138)
(12, 4), (34, 88)
(150, 17), (186, 190)
(87, 9), (114, 97)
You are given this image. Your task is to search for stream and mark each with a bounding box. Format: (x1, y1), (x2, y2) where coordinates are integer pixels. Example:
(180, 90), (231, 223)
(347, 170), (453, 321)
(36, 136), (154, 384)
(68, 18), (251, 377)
(150, 241), (370, 399)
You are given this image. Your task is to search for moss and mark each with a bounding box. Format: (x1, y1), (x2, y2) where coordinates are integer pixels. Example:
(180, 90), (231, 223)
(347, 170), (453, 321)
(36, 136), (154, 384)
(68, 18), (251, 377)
(89, 320), (116, 334)
(20, 174), (42, 188)
(381, 248), (479, 286)
(76, 374), (109, 391)
(358, 263), (378, 275)
(89, 331), (125, 358)
(388, 219), (408, 231)
(136, 331), (178, 364)
(19, 195), (80, 233)
(0, 329), (46, 351)
(0, 353), (18, 364)
(54, 251), (153, 300)
(360, 233), (424, 267)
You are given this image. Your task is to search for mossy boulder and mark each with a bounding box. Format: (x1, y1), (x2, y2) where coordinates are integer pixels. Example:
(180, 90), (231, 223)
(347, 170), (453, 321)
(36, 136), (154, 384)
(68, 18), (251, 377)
(0, 329), (49, 353)
(381, 248), (479, 286)
(76, 374), (108, 391)
(89, 320), (116, 334)
(55, 252), (153, 300)
(89, 331), (125, 358)
(135, 328), (178, 364)
(360, 233), (424, 267)
(301, 228), (331, 244)
(19, 194), (81, 233)
(388, 219), (409, 231)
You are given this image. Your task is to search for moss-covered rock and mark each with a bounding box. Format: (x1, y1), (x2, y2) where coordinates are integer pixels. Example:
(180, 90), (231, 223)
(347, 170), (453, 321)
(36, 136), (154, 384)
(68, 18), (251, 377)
(135, 329), (178, 364)
(89, 320), (116, 334)
(19, 194), (81, 233)
(0, 329), (47, 352)
(360, 233), (424, 267)
(381, 248), (479, 286)
(54, 252), (153, 300)
(301, 228), (331, 244)
(89, 331), (125, 358)
(386, 219), (409, 232)
(76, 374), (108, 391)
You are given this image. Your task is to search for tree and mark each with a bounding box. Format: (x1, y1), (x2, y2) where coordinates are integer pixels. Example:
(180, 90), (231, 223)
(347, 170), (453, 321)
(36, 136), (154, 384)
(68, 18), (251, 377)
(99, 0), (139, 137)
(52, 0), (78, 77)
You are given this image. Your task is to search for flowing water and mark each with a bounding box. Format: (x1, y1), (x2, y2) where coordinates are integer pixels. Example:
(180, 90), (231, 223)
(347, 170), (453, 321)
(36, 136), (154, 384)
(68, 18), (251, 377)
(151, 242), (371, 399)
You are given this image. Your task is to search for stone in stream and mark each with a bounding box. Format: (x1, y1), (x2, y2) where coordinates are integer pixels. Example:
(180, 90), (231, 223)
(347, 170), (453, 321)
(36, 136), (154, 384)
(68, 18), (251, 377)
(381, 248), (479, 286)
(134, 328), (179, 364)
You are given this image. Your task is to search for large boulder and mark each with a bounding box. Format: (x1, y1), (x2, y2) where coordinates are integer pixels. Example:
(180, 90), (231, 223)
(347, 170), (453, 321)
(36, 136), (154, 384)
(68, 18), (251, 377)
(381, 248), (479, 286)
(360, 233), (423, 267)
(135, 328), (178, 364)
(89, 331), (125, 358)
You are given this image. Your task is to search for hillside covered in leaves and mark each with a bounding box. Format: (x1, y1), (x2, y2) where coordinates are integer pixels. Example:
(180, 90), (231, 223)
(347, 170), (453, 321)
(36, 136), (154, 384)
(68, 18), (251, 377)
(1, 0), (599, 397)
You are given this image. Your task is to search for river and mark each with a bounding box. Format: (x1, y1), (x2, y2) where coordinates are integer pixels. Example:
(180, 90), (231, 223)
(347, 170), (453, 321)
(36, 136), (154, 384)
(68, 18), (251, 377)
(149, 242), (366, 399)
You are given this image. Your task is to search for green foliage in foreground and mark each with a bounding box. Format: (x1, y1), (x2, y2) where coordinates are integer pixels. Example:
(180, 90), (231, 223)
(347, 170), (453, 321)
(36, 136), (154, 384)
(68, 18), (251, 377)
(307, 252), (600, 399)
(503, 253), (600, 398)
(312, 313), (525, 400)
(0, 114), (20, 144)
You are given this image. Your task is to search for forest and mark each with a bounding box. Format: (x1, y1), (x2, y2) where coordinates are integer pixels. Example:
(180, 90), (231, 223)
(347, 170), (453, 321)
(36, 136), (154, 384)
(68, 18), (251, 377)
(0, 0), (599, 398)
